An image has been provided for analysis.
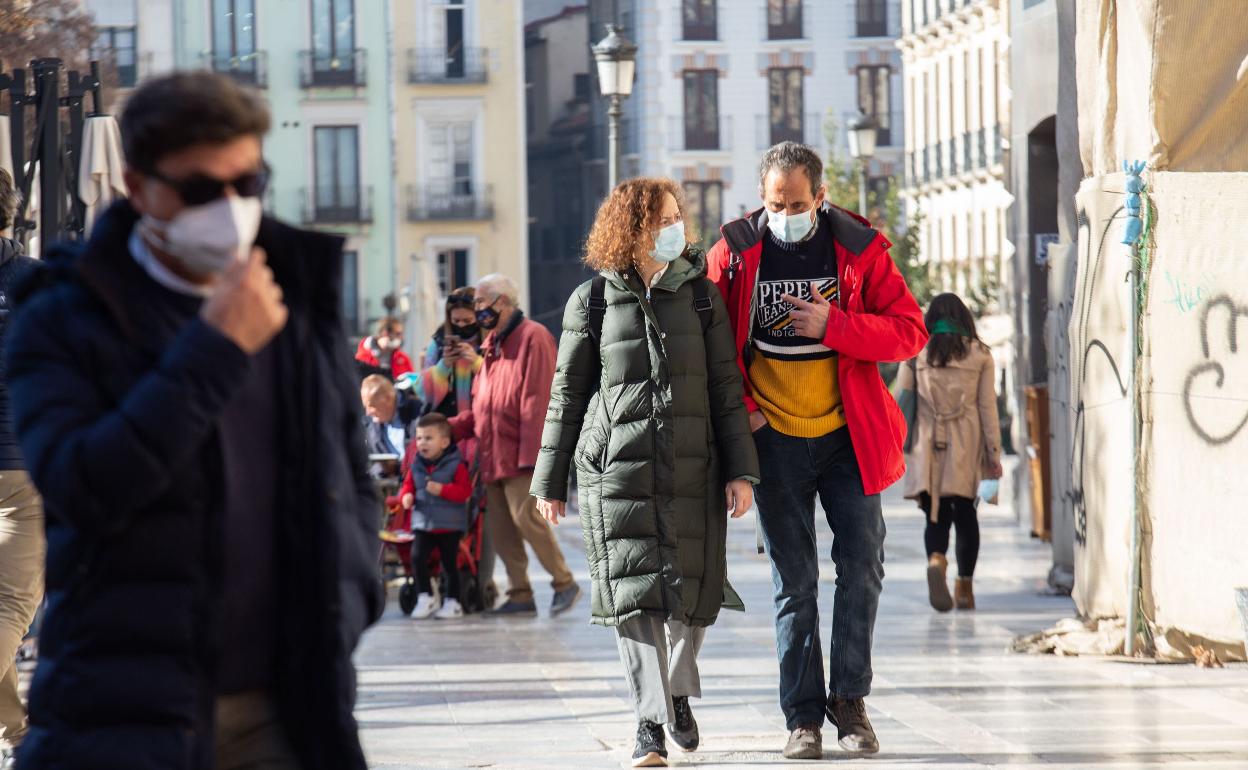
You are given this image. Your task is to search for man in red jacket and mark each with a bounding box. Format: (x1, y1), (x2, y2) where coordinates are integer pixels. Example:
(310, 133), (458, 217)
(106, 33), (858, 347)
(450, 273), (580, 617)
(707, 142), (927, 759)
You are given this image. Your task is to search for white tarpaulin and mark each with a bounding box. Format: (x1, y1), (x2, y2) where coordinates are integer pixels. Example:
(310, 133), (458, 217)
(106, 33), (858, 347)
(78, 115), (127, 237)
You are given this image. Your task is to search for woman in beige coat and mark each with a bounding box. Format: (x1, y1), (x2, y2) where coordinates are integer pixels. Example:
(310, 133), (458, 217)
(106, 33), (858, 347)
(901, 293), (1003, 612)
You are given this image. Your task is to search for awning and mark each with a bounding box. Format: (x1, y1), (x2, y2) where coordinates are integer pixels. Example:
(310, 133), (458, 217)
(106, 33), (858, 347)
(78, 115), (127, 237)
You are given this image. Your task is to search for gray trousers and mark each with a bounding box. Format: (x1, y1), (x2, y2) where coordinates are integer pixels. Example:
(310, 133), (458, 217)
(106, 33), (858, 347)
(615, 614), (707, 725)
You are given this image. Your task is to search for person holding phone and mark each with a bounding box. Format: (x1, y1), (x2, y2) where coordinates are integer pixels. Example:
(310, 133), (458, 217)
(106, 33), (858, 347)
(419, 288), (483, 418)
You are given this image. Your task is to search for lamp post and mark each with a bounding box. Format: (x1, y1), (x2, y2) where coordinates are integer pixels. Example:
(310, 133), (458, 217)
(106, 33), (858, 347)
(592, 24), (637, 190)
(847, 111), (879, 218)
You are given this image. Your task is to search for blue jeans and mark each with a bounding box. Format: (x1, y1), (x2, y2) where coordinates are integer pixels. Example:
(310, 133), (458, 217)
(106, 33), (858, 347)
(753, 426), (886, 729)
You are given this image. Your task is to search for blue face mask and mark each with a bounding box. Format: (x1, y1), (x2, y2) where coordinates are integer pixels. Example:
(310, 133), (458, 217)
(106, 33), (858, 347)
(648, 221), (686, 263)
(767, 208), (816, 243)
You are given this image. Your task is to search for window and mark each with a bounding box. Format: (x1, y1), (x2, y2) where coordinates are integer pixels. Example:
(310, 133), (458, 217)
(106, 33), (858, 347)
(767, 0), (802, 40)
(212, 0), (256, 65)
(683, 70), (719, 150)
(441, 0), (467, 78)
(313, 126), (360, 220)
(573, 73), (591, 102)
(683, 181), (723, 247)
(428, 121), (475, 198)
(309, 0), (356, 83)
(768, 67), (803, 145)
(92, 27), (137, 87)
(342, 249), (359, 332)
(437, 249), (471, 296)
(857, 65), (891, 146)
(682, 0), (717, 41)
(855, 0), (887, 36)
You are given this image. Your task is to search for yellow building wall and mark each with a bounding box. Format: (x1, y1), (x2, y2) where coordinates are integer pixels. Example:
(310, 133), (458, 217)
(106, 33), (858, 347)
(392, 0), (528, 340)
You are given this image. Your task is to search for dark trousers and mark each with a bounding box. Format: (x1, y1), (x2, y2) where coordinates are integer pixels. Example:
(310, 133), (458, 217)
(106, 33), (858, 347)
(413, 530), (463, 600)
(918, 493), (979, 578)
(753, 426), (886, 730)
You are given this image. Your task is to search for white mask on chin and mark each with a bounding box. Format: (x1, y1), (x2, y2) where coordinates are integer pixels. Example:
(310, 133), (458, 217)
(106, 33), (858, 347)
(139, 195), (263, 276)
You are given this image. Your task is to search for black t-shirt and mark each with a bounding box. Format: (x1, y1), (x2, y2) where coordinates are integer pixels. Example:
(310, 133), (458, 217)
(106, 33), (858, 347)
(752, 216), (839, 361)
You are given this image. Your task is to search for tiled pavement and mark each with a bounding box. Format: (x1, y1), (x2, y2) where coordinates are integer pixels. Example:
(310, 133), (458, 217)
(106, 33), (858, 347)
(354, 485), (1248, 769)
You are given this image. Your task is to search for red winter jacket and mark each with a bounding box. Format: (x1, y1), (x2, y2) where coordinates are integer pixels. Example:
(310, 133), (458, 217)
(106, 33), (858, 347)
(706, 205), (928, 495)
(355, 337), (415, 379)
(449, 313), (556, 483)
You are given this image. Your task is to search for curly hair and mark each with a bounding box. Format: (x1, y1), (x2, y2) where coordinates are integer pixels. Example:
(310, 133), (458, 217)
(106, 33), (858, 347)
(584, 177), (696, 272)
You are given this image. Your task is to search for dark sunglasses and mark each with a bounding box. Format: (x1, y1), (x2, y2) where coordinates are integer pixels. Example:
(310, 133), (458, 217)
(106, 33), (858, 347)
(149, 162), (271, 206)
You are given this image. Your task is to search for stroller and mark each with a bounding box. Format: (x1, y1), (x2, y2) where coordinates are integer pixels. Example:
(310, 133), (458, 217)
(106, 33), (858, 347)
(379, 437), (492, 616)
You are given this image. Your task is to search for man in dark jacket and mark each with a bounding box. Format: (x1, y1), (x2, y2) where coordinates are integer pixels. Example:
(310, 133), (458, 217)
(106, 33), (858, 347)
(0, 170), (43, 768)
(4, 73), (383, 770)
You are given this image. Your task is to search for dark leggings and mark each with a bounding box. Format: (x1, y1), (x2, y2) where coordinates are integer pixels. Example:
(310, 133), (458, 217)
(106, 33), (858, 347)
(413, 530), (463, 599)
(918, 493), (979, 578)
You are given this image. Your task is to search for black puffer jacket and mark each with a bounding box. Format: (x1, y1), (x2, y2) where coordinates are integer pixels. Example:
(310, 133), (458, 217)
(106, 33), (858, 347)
(532, 251), (759, 627)
(6, 202), (383, 770)
(0, 237), (38, 470)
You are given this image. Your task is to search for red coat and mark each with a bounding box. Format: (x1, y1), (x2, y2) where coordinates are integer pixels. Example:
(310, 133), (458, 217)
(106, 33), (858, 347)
(706, 205), (928, 495)
(355, 337), (415, 379)
(450, 315), (556, 483)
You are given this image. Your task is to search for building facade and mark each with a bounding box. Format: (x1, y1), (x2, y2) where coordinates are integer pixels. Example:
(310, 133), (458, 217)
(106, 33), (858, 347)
(525, 5), (595, 334)
(392, 0), (528, 347)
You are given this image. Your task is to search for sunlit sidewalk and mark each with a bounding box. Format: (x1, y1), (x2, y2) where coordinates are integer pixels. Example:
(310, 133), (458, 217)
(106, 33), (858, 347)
(355, 485), (1248, 769)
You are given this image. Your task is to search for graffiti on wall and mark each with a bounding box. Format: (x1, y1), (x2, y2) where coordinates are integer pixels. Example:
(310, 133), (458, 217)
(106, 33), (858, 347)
(1182, 294), (1248, 446)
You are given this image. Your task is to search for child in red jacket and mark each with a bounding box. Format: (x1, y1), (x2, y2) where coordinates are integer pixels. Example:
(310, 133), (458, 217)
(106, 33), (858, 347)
(399, 413), (473, 619)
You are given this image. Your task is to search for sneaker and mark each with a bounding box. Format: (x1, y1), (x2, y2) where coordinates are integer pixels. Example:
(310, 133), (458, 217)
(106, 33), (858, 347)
(667, 695), (699, 752)
(632, 720), (668, 767)
(485, 598), (538, 617)
(434, 598), (463, 619)
(782, 723), (823, 760)
(827, 697), (880, 754)
(409, 592), (438, 620)
(550, 582), (582, 615)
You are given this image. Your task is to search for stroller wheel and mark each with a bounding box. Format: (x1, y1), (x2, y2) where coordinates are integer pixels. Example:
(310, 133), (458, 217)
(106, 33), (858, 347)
(398, 580), (418, 615)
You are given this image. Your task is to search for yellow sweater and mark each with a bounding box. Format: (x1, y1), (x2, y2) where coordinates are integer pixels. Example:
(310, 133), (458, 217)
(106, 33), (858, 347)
(749, 352), (846, 438)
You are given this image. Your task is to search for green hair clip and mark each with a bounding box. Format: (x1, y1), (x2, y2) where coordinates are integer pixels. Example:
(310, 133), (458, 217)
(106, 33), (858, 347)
(929, 319), (969, 337)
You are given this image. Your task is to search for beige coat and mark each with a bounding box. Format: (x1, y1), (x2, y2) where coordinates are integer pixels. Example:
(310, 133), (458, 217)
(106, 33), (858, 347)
(901, 341), (1001, 518)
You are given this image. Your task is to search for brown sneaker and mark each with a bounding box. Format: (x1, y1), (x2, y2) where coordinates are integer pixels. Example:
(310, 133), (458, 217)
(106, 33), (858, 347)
(782, 723), (823, 760)
(927, 553), (953, 612)
(955, 576), (975, 610)
(827, 697), (880, 754)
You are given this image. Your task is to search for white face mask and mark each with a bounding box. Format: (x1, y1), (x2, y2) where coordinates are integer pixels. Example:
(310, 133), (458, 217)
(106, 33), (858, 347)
(767, 206), (817, 243)
(648, 221), (686, 263)
(139, 195), (263, 276)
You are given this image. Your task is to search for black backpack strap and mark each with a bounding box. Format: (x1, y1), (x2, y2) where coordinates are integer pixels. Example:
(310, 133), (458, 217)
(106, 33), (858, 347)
(586, 275), (608, 344)
(691, 278), (714, 336)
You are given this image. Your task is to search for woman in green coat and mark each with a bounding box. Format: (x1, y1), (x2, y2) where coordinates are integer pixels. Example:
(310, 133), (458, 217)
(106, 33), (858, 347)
(532, 178), (760, 768)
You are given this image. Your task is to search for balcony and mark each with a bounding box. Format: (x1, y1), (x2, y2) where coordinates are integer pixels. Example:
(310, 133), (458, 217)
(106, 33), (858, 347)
(299, 49), (367, 88)
(756, 113), (825, 151)
(406, 183), (494, 221)
(202, 51), (267, 88)
(302, 185), (374, 225)
(669, 114), (733, 152)
(408, 47), (489, 84)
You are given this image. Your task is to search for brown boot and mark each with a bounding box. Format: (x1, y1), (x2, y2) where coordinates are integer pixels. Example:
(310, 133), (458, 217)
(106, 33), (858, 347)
(955, 577), (975, 610)
(926, 553), (953, 612)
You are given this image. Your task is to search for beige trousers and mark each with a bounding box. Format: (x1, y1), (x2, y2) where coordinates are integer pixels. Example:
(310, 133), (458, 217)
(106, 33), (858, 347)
(484, 473), (574, 603)
(0, 471), (44, 750)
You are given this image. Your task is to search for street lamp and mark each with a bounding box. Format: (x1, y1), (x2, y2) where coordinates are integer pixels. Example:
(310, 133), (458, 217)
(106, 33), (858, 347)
(847, 111), (879, 217)
(591, 23), (637, 190)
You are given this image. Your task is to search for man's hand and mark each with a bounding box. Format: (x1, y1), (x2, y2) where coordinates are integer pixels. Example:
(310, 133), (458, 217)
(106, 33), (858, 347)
(781, 280), (832, 341)
(749, 410), (769, 433)
(426, 480), (444, 497)
(538, 498), (567, 524)
(401, 492), (414, 509)
(200, 246), (288, 354)
(726, 480), (753, 519)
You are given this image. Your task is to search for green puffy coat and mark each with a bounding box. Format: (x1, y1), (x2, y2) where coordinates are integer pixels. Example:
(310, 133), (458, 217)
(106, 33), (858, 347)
(531, 250), (760, 628)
